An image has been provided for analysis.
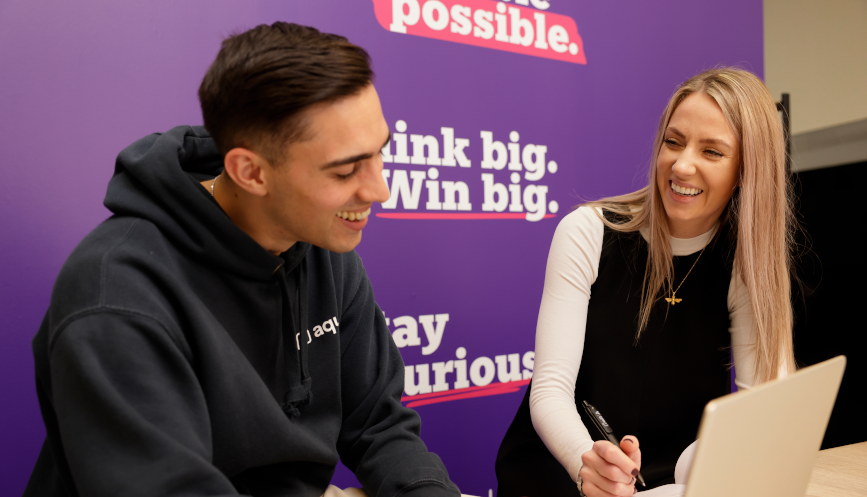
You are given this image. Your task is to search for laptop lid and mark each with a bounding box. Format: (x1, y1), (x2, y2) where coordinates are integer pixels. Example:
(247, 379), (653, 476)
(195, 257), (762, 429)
(683, 355), (846, 497)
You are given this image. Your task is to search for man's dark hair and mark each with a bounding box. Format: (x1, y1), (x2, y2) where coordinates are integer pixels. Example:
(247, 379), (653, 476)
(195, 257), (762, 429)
(199, 22), (373, 165)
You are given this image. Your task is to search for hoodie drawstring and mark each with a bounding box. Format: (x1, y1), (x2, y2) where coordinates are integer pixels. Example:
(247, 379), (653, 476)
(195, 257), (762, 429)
(277, 261), (312, 419)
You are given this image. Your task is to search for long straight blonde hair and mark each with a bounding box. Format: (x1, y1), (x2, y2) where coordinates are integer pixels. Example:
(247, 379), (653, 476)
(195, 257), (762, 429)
(587, 68), (796, 383)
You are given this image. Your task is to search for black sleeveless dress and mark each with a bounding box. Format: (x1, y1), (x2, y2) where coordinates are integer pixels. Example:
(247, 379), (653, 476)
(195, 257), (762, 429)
(496, 214), (735, 495)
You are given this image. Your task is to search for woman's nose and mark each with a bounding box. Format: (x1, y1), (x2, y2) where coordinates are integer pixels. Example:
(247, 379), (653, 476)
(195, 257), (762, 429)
(671, 151), (697, 177)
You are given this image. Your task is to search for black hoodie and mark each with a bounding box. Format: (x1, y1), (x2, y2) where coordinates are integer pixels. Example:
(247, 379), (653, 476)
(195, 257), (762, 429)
(25, 126), (460, 497)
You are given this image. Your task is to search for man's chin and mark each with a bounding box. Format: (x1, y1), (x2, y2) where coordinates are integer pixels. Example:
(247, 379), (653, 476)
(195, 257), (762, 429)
(323, 233), (362, 254)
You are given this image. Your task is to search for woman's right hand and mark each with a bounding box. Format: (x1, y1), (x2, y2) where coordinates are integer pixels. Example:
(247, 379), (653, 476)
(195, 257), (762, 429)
(579, 435), (642, 496)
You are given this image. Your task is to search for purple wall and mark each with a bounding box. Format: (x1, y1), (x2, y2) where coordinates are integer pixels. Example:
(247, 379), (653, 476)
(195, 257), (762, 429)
(0, 1), (763, 495)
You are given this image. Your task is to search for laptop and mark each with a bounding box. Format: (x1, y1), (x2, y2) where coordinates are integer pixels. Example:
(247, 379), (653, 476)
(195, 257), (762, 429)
(637, 356), (846, 496)
(670, 355), (846, 497)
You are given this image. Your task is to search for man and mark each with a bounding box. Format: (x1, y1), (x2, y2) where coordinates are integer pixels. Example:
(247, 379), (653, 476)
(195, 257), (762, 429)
(25, 22), (460, 497)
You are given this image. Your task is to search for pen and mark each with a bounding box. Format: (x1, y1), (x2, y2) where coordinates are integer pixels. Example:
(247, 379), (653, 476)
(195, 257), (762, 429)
(581, 400), (646, 488)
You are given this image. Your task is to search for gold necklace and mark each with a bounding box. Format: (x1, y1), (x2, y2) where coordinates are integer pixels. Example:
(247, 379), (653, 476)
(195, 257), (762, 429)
(665, 245), (706, 305)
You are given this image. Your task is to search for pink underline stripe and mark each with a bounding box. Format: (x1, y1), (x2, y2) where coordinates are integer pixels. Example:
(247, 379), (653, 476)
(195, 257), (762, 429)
(375, 213), (556, 220)
(401, 379), (528, 402)
(401, 379), (531, 408)
(406, 387), (522, 408)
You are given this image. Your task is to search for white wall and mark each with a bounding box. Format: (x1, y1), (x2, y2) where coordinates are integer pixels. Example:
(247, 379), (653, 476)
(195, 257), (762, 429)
(764, 0), (867, 135)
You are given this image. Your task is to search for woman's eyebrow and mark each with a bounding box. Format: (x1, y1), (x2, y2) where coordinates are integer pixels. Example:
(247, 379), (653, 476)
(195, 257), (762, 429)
(666, 126), (686, 138)
(698, 137), (733, 149)
(666, 127), (733, 149)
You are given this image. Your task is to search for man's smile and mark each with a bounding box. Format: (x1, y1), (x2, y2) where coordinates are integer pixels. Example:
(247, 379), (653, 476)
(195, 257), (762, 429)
(336, 207), (371, 222)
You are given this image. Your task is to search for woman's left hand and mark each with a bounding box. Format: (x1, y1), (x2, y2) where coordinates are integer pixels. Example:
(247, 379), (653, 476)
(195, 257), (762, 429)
(579, 435), (642, 496)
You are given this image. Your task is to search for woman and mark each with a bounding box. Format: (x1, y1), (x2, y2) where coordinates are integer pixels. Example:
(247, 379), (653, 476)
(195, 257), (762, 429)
(495, 68), (796, 497)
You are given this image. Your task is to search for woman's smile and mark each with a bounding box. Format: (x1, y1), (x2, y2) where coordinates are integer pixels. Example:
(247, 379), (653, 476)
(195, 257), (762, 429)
(669, 180), (703, 197)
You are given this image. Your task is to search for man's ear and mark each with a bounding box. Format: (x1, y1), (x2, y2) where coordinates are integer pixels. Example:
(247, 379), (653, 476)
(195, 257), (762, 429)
(224, 147), (268, 197)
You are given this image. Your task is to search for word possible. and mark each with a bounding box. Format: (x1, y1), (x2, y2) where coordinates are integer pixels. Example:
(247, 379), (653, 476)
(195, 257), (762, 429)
(372, 0), (586, 64)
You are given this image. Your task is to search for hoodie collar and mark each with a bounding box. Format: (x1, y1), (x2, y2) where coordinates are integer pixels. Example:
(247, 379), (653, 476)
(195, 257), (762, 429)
(104, 125), (287, 280)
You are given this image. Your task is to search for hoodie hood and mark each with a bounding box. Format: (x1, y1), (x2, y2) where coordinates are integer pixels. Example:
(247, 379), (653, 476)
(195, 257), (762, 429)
(105, 125), (312, 417)
(104, 125), (305, 280)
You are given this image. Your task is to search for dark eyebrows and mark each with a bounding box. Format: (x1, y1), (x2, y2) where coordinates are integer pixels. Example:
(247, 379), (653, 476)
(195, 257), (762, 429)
(666, 127), (686, 139)
(699, 137), (734, 149)
(665, 126), (733, 150)
(320, 153), (373, 170)
(319, 132), (392, 170)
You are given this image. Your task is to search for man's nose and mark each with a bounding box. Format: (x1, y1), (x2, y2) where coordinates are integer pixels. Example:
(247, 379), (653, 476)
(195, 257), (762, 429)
(358, 159), (390, 204)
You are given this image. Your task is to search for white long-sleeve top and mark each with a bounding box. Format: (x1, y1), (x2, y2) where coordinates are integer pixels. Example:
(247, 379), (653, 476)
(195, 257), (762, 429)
(529, 206), (759, 482)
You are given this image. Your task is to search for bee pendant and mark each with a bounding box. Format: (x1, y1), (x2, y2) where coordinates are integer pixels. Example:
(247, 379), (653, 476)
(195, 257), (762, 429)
(665, 292), (682, 305)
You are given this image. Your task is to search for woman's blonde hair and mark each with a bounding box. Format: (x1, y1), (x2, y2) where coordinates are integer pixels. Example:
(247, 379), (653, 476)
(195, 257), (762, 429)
(587, 67), (796, 383)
